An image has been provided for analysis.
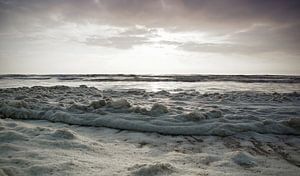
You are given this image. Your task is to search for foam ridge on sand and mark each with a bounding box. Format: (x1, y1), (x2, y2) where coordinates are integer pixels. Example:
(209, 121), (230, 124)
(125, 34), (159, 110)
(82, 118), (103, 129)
(0, 86), (300, 136)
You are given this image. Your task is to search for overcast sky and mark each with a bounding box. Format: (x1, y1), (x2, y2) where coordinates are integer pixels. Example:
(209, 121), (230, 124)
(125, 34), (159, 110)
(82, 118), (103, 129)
(0, 0), (299, 74)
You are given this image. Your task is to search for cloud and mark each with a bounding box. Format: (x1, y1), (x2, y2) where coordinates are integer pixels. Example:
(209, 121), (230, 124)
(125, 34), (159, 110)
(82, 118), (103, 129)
(229, 23), (300, 54)
(118, 26), (158, 36)
(84, 35), (149, 49)
(0, 0), (299, 61)
(83, 26), (158, 49)
(177, 23), (300, 55)
(1, 0), (299, 32)
(177, 42), (266, 55)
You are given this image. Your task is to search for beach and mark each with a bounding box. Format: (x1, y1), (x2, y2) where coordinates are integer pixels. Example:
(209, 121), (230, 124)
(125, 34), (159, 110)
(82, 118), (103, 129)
(0, 75), (300, 175)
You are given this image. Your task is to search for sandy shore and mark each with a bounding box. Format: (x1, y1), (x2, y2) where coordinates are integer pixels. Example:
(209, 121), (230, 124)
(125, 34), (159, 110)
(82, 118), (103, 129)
(0, 118), (299, 176)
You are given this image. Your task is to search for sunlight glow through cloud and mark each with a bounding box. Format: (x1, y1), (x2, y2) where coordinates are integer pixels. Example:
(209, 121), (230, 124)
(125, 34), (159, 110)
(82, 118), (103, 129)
(0, 0), (299, 74)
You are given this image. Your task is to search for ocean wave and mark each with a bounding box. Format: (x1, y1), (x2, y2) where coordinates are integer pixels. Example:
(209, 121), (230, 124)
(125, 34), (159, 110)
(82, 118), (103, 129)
(0, 74), (299, 83)
(0, 86), (299, 136)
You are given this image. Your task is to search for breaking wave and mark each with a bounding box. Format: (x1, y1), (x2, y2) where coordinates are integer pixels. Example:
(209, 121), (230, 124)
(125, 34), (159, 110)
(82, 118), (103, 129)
(0, 74), (299, 83)
(0, 86), (299, 136)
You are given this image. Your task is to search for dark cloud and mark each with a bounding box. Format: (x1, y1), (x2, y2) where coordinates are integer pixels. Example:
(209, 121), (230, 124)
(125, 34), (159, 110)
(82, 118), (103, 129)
(0, 0), (299, 54)
(181, 0), (300, 23)
(1, 0), (299, 31)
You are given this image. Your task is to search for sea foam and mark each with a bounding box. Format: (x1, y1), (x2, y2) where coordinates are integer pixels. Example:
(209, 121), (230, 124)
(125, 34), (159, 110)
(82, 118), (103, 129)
(0, 86), (299, 136)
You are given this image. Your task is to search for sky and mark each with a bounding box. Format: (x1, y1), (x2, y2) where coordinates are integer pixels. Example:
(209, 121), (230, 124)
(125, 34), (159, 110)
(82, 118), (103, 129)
(0, 0), (299, 75)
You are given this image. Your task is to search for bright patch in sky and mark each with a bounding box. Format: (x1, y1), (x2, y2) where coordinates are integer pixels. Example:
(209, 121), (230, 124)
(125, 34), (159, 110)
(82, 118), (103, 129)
(0, 0), (299, 74)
